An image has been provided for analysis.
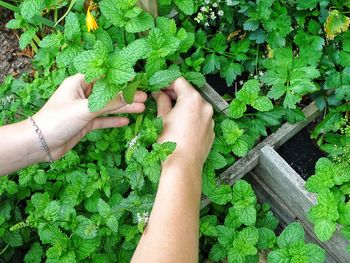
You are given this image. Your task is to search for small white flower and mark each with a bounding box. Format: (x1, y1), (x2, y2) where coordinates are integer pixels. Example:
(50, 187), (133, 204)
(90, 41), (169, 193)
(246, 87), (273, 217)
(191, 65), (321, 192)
(128, 133), (140, 148)
(218, 10), (224, 16)
(197, 12), (204, 20)
(213, 2), (218, 7)
(137, 212), (150, 224)
(200, 6), (206, 12)
(258, 71), (264, 76)
(205, 22), (210, 27)
(210, 12), (216, 19)
(253, 75), (258, 79)
(226, 0), (234, 6)
(239, 80), (244, 85)
(205, 0), (210, 4)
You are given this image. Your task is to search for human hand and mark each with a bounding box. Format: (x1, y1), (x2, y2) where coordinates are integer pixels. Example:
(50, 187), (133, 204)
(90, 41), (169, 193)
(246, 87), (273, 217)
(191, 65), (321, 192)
(33, 73), (147, 161)
(153, 77), (214, 170)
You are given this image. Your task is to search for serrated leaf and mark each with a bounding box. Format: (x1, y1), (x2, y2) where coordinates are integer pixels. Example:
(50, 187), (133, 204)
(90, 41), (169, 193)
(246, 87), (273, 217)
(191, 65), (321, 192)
(64, 12), (81, 41)
(21, 0), (43, 20)
(277, 222), (305, 248)
(125, 12), (154, 33)
(183, 72), (206, 87)
(19, 28), (37, 50)
(325, 10), (350, 40)
(220, 62), (242, 86)
(251, 96), (273, 111)
(173, 0), (195, 15)
(88, 78), (121, 112)
(40, 33), (63, 49)
(149, 69), (181, 90)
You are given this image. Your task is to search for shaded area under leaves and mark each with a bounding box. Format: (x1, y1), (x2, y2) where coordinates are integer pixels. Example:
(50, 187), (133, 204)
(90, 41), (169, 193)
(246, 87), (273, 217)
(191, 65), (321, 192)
(278, 122), (326, 180)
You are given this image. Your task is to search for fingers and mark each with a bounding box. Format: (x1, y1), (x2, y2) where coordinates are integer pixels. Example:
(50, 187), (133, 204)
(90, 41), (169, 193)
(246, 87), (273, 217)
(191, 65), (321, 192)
(152, 91), (172, 118)
(107, 102), (145, 114)
(98, 91), (147, 114)
(91, 117), (130, 130)
(168, 77), (195, 98)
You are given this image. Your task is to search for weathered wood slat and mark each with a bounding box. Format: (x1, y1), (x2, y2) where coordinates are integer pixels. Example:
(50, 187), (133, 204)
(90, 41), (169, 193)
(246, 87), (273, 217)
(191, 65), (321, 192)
(199, 82), (229, 115)
(200, 102), (320, 209)
(247, 172), (339, 263)
(257, 145), (349, 263)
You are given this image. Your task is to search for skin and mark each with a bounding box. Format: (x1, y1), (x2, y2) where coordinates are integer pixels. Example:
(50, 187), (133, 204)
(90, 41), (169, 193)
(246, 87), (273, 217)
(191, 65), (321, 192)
(0, 76), (215, 262)
(0, 73), (147, 176)
(132, 77), (215, 263)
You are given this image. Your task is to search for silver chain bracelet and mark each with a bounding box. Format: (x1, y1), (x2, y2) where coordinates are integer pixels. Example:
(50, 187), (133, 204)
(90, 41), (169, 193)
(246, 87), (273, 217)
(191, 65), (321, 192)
(28, 117), (54, 163)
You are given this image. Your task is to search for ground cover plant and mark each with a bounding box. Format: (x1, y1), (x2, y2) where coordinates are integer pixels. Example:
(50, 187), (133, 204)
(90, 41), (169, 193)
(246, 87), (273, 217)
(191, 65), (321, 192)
(1, 0), (350, 261)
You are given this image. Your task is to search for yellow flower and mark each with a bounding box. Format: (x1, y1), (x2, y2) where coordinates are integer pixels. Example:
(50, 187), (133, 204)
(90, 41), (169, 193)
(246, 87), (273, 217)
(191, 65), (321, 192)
(86, 5), (98, 32)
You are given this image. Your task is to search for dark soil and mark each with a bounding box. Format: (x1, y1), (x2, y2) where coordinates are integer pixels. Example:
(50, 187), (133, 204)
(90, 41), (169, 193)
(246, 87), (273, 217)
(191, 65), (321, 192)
(0, 7), (32, 83)
(205, 73), (248, 97)
(278, 121), (326, 180)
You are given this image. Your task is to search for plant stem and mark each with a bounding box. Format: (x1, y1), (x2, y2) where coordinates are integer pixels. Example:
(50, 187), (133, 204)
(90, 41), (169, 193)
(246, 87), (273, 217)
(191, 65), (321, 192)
(0, 244), (9, 256)
(0, 0), (17, 12)
(54, 8), (58, 23)
(33, 34), (41, 46)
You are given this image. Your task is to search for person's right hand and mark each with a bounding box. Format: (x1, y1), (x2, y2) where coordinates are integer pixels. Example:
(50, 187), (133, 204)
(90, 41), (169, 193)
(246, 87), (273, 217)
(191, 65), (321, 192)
(153, 77), (215, 169)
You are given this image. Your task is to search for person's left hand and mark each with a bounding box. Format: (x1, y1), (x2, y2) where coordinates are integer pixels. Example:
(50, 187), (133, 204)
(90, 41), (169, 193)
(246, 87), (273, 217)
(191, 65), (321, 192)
(33, 73), (147, 161)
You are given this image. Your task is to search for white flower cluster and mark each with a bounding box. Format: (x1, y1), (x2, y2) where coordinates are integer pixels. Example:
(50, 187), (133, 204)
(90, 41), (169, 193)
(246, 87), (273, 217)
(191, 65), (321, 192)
(127, 133), (140, 149)
(194, 0), (224, 26)
(1, 95), (15, 107)
(137, 212), (149, 224)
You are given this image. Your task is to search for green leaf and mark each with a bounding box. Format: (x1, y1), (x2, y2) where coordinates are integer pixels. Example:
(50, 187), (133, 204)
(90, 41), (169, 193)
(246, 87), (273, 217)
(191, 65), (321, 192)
(44, 201), (60, 221)
(217, 225), (236, 248)
(120, 39), (150, 65)
(251, 96), (273, 112)
(228, 99), (247, 119)
(232, 180), (257, 225)
(221, 119), (244, 145)
(296, 0), (320, 10)
(207, 150), (227, 170)
(97, 198), (111, 218)
(108, 56), (136, 85)
(24, 242), (43, 263)
(314, 219), (336, 242)
(156, 17), (177, 35)
(325, 10), (350, 40)
(64, 12), (81, 41)
(277, 222), (305, 248)
(209, 33), (227, 53)
(88, 78), (121, 112)
(99, 0), (128, 27)
(236, 80), (260, 104)
(232, 137), (249, 157)
(73, 236), (100, 260)
(203, 54), (221, 74)
(268, 248), (289, 263)
(173, 0), (195, 15)
(149, 69), (182, 90)
(220, 62), (242, 86)
(74, 41), (108, 83)
(209, 243), (226, 261)
(75, 216), (98, 239)
(125, 12), (154, 33)
(183, 72), (206, 88)
(200, 215), (218, 237)
(21, 0), (43, 20)
(40, 33), (63, 49)
(257, 227), (276, 250)
(208, 185), (232, 205)
(19, 28), (37, 50)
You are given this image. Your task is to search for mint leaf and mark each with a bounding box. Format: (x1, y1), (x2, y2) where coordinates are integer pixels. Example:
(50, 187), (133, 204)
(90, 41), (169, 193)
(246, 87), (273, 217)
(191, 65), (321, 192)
(149, 69), (181, 90)
(232, 180), (257, 226)
(183, 72), (206, 88)
(24, 242), (43, 263)
(19, 28), (37, 50)
(125, 12), (154, 33)
(277, 222), (305, 248)
(209, 243), (226, 261)
(221, 119), (244, 145)
(208, 185), (232, 205)
(64, 12), (81, 41)
(120, 39), (150, 65)
(228, 99), (247, 119)
(173, 0), (195, 15)
(74, 41), (108, 83)
(88, 78), (121, 112)
(108, 54), (136, 85)
(251, 96), (273, 112)
(21, 0), (43, 20)
(40, 33), (64, 49)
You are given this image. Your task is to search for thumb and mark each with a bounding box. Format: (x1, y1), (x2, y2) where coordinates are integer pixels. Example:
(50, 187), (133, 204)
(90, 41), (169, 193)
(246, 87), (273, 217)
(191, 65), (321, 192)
(152, 91), (172, 119)
(168, 77), (194, 98)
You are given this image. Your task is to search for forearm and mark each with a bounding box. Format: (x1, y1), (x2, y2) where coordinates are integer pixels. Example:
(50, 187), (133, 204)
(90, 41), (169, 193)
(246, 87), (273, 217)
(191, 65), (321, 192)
(132, 153), (202, 263)
(0, 119), (45, 176)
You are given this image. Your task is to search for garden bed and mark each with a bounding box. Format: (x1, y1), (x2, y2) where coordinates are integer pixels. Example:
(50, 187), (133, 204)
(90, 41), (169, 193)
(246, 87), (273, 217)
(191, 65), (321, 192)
(248, 145), (350, 263)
